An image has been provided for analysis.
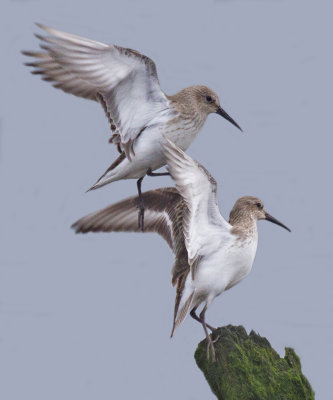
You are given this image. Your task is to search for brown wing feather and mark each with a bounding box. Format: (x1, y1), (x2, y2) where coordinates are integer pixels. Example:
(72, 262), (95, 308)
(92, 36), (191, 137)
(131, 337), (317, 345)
(72, 186), (193, 333)
(22, 50), (99, 100)
(72, 187), (190, 285)
(171, 286), (194, 337)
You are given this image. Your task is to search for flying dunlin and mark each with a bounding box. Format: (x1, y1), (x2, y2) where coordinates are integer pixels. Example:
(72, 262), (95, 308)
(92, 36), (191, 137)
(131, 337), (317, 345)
(72, 138), (290, 361)
(22, 24), (241, 229)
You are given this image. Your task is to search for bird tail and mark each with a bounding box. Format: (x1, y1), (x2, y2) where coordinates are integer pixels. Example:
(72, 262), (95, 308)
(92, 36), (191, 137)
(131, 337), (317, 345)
(171, 289), (195, 338)
(87, 152), (126, 191)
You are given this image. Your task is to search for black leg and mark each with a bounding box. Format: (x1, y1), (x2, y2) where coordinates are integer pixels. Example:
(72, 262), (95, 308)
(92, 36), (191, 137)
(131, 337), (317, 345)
(117, 143), (122, 154)
(146, 168), (170, 177)
(136, 168), (170, 231)
(190, 308), (215, 332)
(136, 176), (145, 232)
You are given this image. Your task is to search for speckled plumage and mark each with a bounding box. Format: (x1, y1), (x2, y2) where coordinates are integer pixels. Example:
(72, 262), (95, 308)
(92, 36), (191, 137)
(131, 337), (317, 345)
(22, 24), (241, 191)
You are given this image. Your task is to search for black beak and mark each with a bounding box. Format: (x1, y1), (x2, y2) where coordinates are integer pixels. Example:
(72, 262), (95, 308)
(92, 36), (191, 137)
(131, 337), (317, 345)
(265, 212), (291, 232)
(216, 106), (242, 131)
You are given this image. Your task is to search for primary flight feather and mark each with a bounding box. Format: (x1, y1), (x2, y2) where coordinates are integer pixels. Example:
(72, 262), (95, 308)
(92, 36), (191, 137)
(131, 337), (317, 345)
(23, 24), (242, 229)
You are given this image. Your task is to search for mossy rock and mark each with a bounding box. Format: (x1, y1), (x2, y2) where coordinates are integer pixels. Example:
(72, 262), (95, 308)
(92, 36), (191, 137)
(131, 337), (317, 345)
(194, 325), (314, 400)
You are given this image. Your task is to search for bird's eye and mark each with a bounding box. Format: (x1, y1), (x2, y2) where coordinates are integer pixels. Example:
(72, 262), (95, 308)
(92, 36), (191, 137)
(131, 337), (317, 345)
(256, 202), (262, 209)
(205, 95), (213, 103)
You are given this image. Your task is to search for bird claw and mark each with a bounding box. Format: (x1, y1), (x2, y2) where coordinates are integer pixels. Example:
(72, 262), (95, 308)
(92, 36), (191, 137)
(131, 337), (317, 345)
(205, 332), (220, 362)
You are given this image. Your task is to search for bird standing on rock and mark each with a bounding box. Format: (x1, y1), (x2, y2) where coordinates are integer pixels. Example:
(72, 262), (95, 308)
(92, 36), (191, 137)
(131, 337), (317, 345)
(22, 24), (242, 230)
(72, 138), (290, 362)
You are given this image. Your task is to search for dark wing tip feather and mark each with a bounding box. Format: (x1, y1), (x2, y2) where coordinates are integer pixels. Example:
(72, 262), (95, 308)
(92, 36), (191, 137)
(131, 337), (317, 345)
(35, 23), (52, 33)
(34, 33), (45, 42)
(71, 223), (83, 233)
(71, 187), (188, 258)
(24, 62), (36, 67)
(21, 50), (39, 58)
(71, 219), (88, 233)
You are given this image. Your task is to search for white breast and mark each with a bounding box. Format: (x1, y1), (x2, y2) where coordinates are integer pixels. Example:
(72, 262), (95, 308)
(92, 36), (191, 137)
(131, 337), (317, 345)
(192, 232), (258, 304)
(164, 115), (205, 151)
(223, 235), (258, 291)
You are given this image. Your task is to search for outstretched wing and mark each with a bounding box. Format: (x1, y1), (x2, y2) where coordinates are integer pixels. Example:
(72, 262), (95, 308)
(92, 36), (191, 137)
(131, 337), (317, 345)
(71, 187), (189, 285)
(22, 24), (168, 159)
(162, 137), (232, 277)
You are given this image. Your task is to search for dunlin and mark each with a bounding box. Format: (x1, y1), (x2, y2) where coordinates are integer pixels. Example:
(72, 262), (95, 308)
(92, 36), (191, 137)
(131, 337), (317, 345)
(22, 24), (241, 229)
(72, 138), (290, 361)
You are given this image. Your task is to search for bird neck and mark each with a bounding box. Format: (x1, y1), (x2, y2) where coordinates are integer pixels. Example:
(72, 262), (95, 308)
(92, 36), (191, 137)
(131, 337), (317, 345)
(229, 213), (258, 240)
(167, 89), (207, 122)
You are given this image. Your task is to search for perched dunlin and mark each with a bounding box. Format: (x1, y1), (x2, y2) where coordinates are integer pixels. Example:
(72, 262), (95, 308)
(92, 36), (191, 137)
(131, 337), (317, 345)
(22, 24), (241, 229)
(72, 138), (290, 361)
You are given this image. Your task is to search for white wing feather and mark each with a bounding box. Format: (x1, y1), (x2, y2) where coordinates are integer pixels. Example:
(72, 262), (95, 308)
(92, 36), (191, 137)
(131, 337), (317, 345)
(162, 137), (232, 268)
(23, 24), (168, 158)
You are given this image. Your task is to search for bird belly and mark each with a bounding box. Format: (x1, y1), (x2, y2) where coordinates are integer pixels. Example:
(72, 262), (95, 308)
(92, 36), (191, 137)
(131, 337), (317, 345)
(129, 122), (201, 174)
(112, 118), (203, 180)
(222, 240), (258, 291)
(192, 240), (257, 306)
(130, 126), (167, 172)
(192, 257), (230, 306)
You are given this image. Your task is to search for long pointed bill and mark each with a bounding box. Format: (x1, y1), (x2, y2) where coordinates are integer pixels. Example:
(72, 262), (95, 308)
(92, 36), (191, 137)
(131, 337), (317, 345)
(216, 106), (242, 131)
(265, 212), (291, 232)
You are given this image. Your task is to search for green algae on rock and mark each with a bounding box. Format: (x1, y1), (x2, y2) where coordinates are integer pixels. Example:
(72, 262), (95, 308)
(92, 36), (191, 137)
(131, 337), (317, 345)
(194, 325), (314, 400)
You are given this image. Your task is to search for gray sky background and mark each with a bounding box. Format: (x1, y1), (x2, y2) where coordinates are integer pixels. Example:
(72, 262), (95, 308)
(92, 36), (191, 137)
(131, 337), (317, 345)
(1, 0), (332, 398)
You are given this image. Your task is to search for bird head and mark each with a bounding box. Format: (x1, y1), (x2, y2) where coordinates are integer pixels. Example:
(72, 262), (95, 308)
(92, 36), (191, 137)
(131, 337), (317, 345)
(230, 196), (291, 232)
(191, 86), (242, 131)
